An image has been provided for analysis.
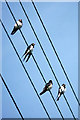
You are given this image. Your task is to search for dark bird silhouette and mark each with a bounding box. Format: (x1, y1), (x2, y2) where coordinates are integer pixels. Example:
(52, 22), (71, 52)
(11, 19), (23, 35)
(22, 43), (35, 62)
(40, 80), (53, 95)
(57, 84), (66, 101)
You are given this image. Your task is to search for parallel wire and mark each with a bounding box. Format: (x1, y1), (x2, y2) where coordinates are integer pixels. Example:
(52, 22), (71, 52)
(0, 74), (24, 120)
(31, 0), (80, 106)
(4, 0), (64, 119)
(0, 19), (51, 120)
(0, 19), (52, 119)
(18, 1), (76, 119)
(4, 0), (77, 119)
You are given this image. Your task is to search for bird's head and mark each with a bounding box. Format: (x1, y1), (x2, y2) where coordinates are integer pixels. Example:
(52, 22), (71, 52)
(49, 80), (53, 84)
(62, 84), (66, 88)
(19, 19), (22, 23)
(32, 43), (35, 47)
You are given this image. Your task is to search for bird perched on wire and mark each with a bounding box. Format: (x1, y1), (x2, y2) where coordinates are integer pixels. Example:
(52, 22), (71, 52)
(57, 84), (66, 101)
(40, 80), (53, 95)
(22, 43), (35, 62)
(11, 19), (23, 35)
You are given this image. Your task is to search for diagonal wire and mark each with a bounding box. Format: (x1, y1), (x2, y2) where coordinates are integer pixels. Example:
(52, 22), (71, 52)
(0, 74), (24, 120)
(18, 1), (77, 119)
(4, 0), (64, 119)
(0, 19), (51, 120)
(31, 0), (80, 106)
(4, 0), (77, 119)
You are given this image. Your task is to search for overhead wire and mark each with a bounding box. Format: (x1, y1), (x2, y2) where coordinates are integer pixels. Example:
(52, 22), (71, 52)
(0, 74), (24, 120)
(4, 0), (77, 119)
(31, 0), (80, 106)
(0, 19), (51, 120)
(18, 1), (77, 119)
(4, 0), (64, 119)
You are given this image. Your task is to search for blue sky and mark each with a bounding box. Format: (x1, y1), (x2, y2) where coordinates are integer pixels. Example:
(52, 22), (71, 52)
(2, 1), (78, 118)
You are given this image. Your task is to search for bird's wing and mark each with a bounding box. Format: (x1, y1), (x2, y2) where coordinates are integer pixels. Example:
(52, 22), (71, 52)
(23, 53), (28, 61)
(11, 26), (18, 35)
(22, 45), (31, 58)
(40, 88), (47, 95)
(58, 87), (61, 95)
(40, 83), (50, 95)
(26, 53), (32, 62)
(43, 83), (49, 91)
(46, 82), (51, 88)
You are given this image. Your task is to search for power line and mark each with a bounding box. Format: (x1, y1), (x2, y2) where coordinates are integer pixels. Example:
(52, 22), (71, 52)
(18, 1), (76, 119)
(4, 0), (64, 119)
(32, 54), (64, 119)
(31, 0), (80, 106)
(4, 0), (77, 119)
(0, 19), (51, 120)
(0, 74), (24, 120)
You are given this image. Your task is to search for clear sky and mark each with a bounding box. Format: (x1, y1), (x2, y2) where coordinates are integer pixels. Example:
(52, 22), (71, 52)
(2, 1), (78, 118)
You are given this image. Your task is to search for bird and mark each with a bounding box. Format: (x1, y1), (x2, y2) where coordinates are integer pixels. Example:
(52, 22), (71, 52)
(11, 19), (23, 35)
(40, 80), (53, 95)
(22, 43), (35, 62)
(57, 84), (66, 101)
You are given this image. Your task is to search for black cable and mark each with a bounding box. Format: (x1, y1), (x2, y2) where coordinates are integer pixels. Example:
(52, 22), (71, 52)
(32, 54), (64, 119)
(18, 1), (76, 119)
(0, 19), (51, 120)
(0, 74), (24, 120)
(4, 0), (64, 119)
(4, 0), (77, 119)
(19, 0), (60, 87)
(31, 0), (80, 106)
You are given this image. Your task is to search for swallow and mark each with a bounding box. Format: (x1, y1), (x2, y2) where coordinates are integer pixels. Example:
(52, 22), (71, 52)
(22, 43), (35, 62)
(40, 80), (53, 95)
(11, 19), (23, 35)
(57, 84), (66, 101)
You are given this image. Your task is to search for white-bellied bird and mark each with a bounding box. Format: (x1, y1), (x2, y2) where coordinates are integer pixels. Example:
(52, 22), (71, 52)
(22, 43), (35, 62)
(11, 19), (23, 35)
(57, 84), (66, 101)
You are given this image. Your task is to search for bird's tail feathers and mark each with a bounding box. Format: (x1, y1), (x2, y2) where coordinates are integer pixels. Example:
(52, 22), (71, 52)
(11, 28), (17, 35)
(56, 94), (61, 101)
(11, 26), (19, 35)
(56, 97), (59, 101)
(21, 53), (25, 58)
(23, 54), (28, 61)
(11, 30), (15, 35)
(26, 53), (32, 62)
(40, 89), (46, 95)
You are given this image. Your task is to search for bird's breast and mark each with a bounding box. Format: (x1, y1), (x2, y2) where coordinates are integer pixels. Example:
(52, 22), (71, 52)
(47, 84), (52, 90)
(17, 21), (22, 28)
(61, 86), (66, 92)
(30, 45), (34, 51)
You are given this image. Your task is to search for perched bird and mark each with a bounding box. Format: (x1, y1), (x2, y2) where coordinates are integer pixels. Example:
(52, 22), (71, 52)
(22, 43), (35, 62)
(40, 80), (53, 95)
(11, 19), (23, 35)
(57, 84), (66, 101)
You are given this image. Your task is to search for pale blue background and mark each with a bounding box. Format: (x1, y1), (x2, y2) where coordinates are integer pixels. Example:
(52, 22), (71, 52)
(2, 2), (78, 118)
(0, 2), (2, 119)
